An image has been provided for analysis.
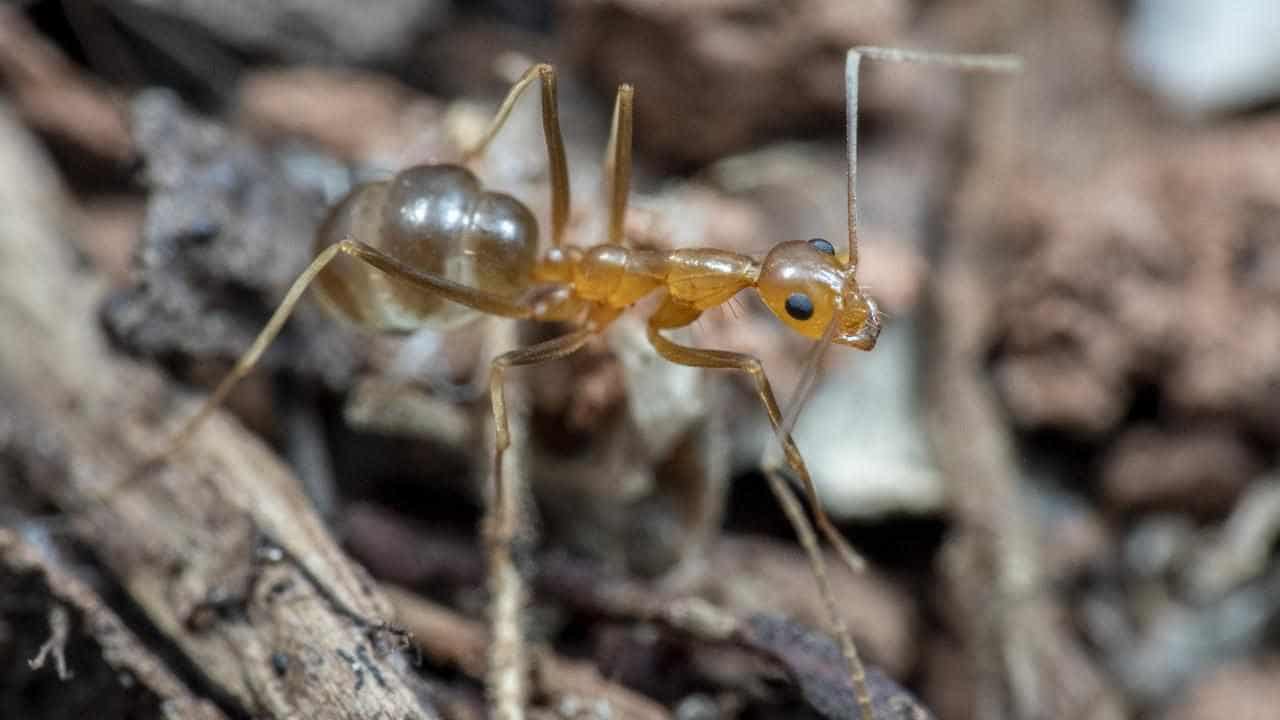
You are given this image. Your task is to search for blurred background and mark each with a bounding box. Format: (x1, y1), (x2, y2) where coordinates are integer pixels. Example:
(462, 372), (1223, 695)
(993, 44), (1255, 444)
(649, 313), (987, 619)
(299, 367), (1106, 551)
(1, 1), (1278, 719)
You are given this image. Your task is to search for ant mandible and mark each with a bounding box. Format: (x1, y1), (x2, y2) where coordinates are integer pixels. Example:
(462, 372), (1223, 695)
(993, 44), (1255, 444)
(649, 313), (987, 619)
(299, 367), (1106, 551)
(122, 46), (1018, 720)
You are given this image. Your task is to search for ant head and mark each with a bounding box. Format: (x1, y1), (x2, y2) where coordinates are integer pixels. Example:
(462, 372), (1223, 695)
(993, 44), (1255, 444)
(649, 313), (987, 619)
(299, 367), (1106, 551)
(757, 238), (881, 349)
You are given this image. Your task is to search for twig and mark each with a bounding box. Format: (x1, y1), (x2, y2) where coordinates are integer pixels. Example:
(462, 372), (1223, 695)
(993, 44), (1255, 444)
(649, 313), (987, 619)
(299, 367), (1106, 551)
(485, 318), (530, 720)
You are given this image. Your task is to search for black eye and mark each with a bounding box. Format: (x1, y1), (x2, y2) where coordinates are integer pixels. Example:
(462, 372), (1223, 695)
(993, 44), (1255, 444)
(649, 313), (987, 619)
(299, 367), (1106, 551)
(808, 237), (835, 255)
(785, 292), (814, 320)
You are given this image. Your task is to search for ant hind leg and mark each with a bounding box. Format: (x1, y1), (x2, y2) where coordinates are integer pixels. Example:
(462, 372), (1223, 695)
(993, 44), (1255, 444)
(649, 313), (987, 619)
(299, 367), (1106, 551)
(103, 239), (539, 501)
(99, 241), (353, 501)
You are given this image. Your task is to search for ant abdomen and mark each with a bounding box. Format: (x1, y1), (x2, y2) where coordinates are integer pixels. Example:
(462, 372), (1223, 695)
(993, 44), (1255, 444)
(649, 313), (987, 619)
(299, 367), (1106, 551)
(313, 164), (539, 331)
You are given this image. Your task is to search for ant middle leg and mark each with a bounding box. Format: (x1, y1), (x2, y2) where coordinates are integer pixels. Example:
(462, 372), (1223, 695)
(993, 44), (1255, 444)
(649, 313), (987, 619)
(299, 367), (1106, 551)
(644, 297), (874, 720)
(459, 63), (571, 248)
(485, 326), (594, 720)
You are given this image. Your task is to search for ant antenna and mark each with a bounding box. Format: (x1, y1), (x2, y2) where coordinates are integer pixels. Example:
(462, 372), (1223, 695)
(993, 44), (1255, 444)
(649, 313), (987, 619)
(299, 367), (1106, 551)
(844, 46), (1022, 271)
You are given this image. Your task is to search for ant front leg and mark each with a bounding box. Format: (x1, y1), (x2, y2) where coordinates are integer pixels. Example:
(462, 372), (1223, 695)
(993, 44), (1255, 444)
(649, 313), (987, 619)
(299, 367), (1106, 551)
(485, 327), (594, 720)
(645, 297), (875, 720)
(460, 63), (571, 248)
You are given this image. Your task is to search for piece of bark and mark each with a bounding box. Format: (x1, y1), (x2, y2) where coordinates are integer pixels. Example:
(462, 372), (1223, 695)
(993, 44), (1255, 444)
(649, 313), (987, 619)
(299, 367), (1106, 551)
(736, 614), (933, 720)
(0, 103), (436, 718)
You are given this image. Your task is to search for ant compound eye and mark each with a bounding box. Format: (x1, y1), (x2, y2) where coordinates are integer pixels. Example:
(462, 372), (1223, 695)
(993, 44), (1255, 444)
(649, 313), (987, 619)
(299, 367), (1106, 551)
(785, 292), (815, 320)
(808, 237), (835, 255)
(759, 241), (840, 338)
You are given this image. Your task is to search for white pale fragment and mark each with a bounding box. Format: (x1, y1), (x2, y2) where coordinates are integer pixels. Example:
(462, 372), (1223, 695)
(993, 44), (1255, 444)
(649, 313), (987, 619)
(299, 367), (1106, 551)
(1128, 0), (1280, 113)
(796, 315), (944, 519)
